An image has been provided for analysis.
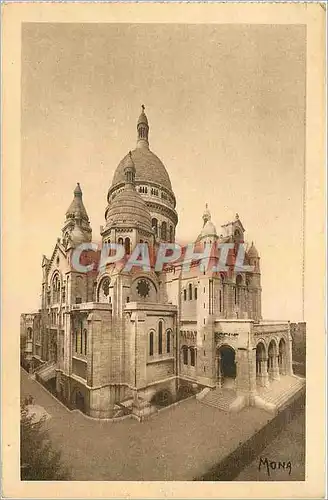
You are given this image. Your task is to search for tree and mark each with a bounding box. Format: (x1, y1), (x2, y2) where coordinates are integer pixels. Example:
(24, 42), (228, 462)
(20, 400), (70, 480)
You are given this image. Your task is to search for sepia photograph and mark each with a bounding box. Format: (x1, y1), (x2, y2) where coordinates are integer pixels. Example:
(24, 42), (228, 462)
(2, 2), (325, 499)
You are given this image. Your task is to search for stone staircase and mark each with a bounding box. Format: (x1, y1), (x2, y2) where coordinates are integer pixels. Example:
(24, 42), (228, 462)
(34, 360), (56, 382)
(255, 375), (305, 413)
(198, 375), (305, 414)
(200, 387), (238, 412)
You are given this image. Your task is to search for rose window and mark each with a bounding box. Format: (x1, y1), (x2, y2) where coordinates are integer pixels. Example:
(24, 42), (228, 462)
(137, 279), (150, 298)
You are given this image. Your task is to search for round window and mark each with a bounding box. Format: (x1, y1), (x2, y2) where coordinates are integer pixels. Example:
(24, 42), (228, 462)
(137, 279), (150, 298)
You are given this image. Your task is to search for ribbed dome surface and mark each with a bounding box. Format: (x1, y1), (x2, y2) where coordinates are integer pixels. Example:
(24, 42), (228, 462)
(105, 185), (152, 232)
(197, 220), (218, 242)
(111, 148), (172, 191)
(200, 220), (217, 237)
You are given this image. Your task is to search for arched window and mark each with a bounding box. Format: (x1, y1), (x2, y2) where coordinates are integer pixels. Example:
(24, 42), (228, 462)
(166, 330), (171, 354)
(83, 329), (87, 355)
(158, 321), (163, 355)
(151, 218), (158, 236)
(234, 229), (242, 243)
(97, 276), (110, 303)
(161, 221), (167, 240)
(149, 331), (154, 356)
(194, 287), (198, 300)
(118, 237), (123, 245)
(236, 274), (243, 305)
(52, 274), (60, 303)
(188, 283), (192, 300)
(190, 348), (195, 367)
(182, 346), (188, 365)
(124, 237), (131, 255)
(220, 274), (225, 313)
(169, 226), (174, 243)
(183, 289), (187, 301)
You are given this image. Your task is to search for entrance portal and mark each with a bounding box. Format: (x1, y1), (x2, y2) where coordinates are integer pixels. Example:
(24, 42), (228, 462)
(217, 345), (236, 388)
(75, 391), (85, 412)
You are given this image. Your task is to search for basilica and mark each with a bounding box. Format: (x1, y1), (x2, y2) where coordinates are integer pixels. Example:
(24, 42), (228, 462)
(21, 107), (304, 419)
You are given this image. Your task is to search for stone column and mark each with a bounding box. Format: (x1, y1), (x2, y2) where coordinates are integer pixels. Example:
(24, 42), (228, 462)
(236, 348), (257, 404)
(216, 352), (222, 388)
(87, 312), (102, 387)
(271, 355), (280, 380)
(260, 359), (269, 387)
(287, 338), (294, 375)
(135, 311), (147, 390)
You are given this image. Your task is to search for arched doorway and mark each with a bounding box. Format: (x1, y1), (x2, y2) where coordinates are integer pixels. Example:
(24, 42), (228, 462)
(75, 391), (85, 412)
(267, 340), (279, 380)
(256, 342), (268, 386)
(278, 338), (287, 375)
(217, 345), (236, 388)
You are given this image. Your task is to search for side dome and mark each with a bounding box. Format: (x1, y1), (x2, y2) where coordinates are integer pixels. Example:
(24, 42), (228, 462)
(199, 220), (217, 239)
(105, 186), (153, 233)
(196, 204), (218, 242)
(247, 242), (259, 258)
(111, 148), (172, 191)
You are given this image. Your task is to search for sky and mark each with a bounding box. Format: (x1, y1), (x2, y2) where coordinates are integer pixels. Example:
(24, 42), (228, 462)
(21, 23), (306, 320)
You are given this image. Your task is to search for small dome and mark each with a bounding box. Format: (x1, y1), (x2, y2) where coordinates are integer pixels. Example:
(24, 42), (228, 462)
(66, 183), (89, 221)
(105, 186), (152, 233)
(123, 151), (136, 174)
(112, 148), (172, 190)
(199, 220), (217, 239)
(248, 242), (259, 258)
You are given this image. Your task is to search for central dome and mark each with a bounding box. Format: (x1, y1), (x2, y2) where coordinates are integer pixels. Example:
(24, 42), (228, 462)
(106, 107), (178, 243)
(105, 152), (152, 233)
(111, 148), (172, 191)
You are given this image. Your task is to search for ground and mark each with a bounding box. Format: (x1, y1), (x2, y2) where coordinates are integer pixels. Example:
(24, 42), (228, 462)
(235, 408), (305, 481)
(21, 369), (303, 481)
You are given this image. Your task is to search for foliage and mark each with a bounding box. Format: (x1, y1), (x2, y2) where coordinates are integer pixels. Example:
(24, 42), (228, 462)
(20, 400), (70, 480)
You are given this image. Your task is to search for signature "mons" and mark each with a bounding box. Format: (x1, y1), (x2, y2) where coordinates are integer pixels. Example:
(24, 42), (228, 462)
(258, 457), (292, 476)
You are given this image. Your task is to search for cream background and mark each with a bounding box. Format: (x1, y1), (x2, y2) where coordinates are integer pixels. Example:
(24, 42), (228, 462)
(21, 22), (306, 320)
(2, 2), (326, 499)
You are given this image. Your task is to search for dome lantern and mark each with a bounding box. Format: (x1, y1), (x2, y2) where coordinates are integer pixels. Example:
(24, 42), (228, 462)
(137, 104), (149, 149)
(196, 204), (218, 242)
(202, 203), (211, 226)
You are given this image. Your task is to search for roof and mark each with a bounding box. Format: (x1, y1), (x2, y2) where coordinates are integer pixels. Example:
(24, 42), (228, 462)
(65, 183), (89, 222)
(105, 184), (153, 233)
(111, 148), (173, 191)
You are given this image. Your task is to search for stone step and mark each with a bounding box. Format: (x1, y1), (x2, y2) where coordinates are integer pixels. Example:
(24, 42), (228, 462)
(35, 361), (56, 381)
(257, 376), (305, 410)
(200, 388), (237, 412)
